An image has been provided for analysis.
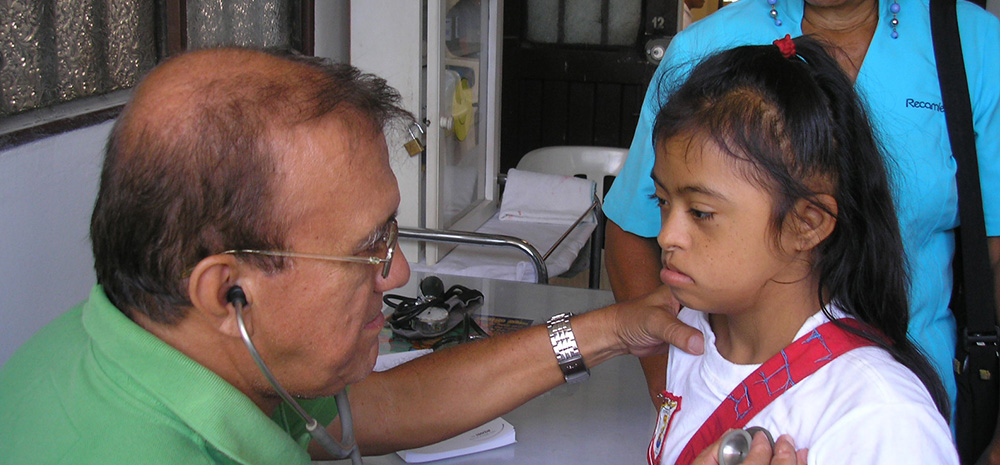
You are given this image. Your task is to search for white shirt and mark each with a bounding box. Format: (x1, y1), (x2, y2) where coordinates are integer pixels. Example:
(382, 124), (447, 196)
(656, 308), (958, 464)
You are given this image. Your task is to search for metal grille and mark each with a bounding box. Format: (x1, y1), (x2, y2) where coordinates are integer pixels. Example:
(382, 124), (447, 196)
(0, 0), (156, 117)
(0, 0), (294, 119)
(186, 0), (291, 49)
(525, 0), (642, 46)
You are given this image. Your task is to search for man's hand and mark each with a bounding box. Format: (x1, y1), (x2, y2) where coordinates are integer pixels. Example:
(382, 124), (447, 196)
(610, 285), (704, 358)
(692, 432), (808, 465)
(568, 286), (703, 370)
(605, 219), (675, 407)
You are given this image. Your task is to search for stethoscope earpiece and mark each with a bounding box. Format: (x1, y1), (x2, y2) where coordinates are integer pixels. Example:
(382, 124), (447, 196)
(227, 286), (248, 307)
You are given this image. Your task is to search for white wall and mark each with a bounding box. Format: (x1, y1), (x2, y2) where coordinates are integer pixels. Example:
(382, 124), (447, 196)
(351, 1), (425, 262)
(0, 123), (110, 365)
(314, 0), (351, 63)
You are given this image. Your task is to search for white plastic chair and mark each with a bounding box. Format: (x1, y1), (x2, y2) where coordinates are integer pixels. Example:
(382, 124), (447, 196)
(513, 146), (627, 287)
(404, 146), (627, 288)
(514, 146), (627, 201)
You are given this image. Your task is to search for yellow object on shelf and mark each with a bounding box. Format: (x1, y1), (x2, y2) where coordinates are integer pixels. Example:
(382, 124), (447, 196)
(452, 78), (473, 141)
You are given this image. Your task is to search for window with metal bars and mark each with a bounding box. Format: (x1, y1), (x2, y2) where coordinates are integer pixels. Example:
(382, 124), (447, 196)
(0, 0), (312, 149)
(525, 0), (643, 46)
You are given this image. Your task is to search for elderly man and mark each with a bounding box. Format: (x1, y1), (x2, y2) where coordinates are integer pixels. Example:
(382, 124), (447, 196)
(0, 48), (802, 464)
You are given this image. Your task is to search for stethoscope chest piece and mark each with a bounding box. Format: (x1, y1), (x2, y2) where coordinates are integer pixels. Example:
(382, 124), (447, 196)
(718, 427), (774, 465)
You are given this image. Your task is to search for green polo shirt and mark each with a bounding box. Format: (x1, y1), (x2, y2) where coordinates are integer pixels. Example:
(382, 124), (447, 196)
(0, 286), (339, 464)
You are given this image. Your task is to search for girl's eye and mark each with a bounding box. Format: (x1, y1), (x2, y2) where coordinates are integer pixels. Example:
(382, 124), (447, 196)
(650, 193), (669, 207)
(690, 208), (714, 220)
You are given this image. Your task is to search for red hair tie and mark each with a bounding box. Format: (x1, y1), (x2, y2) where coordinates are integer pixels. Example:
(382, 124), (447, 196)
(773, 34), (796, 58)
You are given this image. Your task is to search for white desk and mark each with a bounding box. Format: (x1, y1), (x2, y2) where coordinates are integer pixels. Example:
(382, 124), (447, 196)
(322, 273), (656, 464)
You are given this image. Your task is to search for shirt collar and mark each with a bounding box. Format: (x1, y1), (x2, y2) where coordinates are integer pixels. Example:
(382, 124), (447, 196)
(81, 285), (311, 464)
(770, 0), (896, 36)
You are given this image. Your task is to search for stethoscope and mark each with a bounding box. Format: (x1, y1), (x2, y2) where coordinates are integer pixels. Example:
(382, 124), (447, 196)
(227, 286), (364, 465)
(718, 427), (775, 465)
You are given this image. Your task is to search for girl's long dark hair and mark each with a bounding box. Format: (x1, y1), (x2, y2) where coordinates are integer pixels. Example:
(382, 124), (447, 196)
(652, 36), (949, 418)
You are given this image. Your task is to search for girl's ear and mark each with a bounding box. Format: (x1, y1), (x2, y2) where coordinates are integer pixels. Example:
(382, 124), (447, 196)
(789, 194), (838, 252)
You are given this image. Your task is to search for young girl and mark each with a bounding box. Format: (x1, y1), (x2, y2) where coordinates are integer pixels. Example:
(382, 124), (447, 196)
(646, 36), (957, 465)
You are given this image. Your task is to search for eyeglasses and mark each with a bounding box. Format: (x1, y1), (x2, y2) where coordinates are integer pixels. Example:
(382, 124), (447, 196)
(222, 219), (398, 279)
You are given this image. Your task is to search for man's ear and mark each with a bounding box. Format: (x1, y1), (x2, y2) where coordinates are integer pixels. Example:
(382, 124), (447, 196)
(789, 194), (838, 252)
(187, 254), (248, 338)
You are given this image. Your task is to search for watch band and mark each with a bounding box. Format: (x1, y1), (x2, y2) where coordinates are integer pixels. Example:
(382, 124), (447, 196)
(546, 312), (590, 384)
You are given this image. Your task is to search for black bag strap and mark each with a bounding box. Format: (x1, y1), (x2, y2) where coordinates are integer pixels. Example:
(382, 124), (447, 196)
(930, 0), (998, 341)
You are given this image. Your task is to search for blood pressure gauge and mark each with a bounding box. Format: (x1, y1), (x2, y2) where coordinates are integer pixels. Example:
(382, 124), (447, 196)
(413, 307), (450, 334)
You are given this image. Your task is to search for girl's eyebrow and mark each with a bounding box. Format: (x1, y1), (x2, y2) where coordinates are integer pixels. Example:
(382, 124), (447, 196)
(650, 172), (729, 201)
(650, 172), (667, 191)
(680, 185), (729, 201)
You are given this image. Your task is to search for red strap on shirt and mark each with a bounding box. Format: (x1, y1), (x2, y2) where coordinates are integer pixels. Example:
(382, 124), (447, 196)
(674, 319), (878, 465)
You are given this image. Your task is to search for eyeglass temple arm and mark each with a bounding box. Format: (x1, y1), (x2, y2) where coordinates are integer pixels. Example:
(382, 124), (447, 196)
(397, 227), (549, 284)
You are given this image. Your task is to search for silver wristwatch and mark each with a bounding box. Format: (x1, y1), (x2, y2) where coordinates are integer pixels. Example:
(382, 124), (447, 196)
(546, 312), (590, 384)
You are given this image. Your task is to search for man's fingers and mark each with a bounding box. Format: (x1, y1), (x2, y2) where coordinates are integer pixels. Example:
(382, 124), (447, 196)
(772, 434), (806, 465)
(693, 430), (806, 465)
(612, 289), (704, 357)
(743, 430), (775, 463)
(690, 432), (723, 465)
(663, 319), (705, 355)
(644, 286), (703, 355)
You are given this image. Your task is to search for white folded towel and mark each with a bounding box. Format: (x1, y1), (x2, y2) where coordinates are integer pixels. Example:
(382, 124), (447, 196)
(498, 168), (595, 224)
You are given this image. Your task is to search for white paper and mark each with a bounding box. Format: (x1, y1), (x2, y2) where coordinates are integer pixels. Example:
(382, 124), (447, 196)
(373, 349), (434, 372)
(396, 417), (516, 463)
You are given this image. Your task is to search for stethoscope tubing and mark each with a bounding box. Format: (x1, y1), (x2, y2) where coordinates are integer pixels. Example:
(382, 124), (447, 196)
(235, 302), (363, 464)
